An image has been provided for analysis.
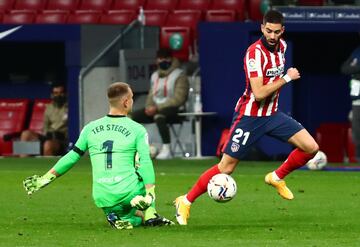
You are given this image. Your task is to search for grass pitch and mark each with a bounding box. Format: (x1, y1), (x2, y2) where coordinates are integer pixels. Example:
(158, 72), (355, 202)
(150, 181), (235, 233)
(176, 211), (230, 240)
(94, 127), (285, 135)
(0, 157), (359, 247)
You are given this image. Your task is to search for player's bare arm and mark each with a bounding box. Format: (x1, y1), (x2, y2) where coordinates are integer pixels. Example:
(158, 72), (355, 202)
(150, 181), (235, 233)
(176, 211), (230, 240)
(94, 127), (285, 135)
(250, 68), (300, 101)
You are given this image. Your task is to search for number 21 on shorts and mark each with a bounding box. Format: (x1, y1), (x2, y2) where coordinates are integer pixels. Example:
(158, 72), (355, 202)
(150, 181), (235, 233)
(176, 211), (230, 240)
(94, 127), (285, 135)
(232, 128), (250, 145)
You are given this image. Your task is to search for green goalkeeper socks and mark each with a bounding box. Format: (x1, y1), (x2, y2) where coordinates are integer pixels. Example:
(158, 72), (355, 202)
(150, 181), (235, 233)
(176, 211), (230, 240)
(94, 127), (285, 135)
(144, 206), (157, 221)
(144, 186), (157, 220)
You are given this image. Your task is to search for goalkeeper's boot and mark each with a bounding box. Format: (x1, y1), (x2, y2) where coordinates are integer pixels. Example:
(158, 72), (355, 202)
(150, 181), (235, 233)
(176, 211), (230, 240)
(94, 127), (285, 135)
(174, 195), (191, 225)
(107, 213), (133, 230)
(144, 213), (175, 226)
(265, 172), (294, 200)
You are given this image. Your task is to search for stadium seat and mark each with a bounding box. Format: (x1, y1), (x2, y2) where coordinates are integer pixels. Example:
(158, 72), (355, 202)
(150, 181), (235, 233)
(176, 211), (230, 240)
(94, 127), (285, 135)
(46, 0), (80, 11)
(176, 0), (211, 11)
(297, 0), (324, 5)
(316, 123), (348, 163)
(205, 9), (236, 22)
(111, 0), (147, 11)
(144, 10), (168, 26)
(145, 0), (178, 10)
(160, 26), (191, 61)
(247, 0), (263, 21)
(14, 0), (47, 12)
(0, 99), (29, 156)
(100, 10), (137, 25)
(0, 0), (15, 12)
(67, 10), (101, 24)
(210, 0), (246, 21)
(3, 10), (36, 24)
(78, 0), (113, 12)
(166, 10), (202, 38)
(35, 10), (69, 24)
(28, 99), (51, 135)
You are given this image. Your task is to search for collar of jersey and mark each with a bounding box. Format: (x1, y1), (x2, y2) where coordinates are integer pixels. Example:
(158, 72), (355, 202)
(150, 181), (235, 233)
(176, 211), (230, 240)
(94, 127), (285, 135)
(260, 36), (279, 53)
(107, 114), (126, 118)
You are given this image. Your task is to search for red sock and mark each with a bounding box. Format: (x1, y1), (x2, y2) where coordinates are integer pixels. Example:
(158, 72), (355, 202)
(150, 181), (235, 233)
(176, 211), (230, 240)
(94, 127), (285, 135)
(275, 148), (315, 179)
(186, 164), (221, 203)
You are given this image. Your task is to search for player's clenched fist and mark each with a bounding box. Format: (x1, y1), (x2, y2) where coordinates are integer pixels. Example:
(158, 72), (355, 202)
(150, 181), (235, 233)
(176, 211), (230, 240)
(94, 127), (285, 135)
(286, 67), (300, 80)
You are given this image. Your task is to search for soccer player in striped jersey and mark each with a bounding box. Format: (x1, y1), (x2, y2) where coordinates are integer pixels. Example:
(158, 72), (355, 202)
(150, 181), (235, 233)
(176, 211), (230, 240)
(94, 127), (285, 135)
(174, 10), (319, 225)
(23, 82), (174, 229)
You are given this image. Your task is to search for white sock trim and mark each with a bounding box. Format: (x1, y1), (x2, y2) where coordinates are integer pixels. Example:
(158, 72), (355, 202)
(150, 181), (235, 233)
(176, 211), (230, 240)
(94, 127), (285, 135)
(183, 195), (192, 205)
(272, 171), (281, 181)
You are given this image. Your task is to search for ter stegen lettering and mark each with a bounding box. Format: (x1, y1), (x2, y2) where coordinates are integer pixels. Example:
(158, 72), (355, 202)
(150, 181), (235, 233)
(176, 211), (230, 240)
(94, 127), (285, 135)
(91, 124), (131, 137)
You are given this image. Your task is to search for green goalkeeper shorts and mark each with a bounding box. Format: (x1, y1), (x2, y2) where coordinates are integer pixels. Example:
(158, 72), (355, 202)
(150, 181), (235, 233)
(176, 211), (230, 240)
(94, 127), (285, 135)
(102, 181), (145, 227)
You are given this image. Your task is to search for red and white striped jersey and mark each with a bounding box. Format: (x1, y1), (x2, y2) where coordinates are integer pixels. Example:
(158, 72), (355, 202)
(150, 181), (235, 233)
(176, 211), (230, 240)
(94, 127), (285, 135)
(235, 38), (287, 116)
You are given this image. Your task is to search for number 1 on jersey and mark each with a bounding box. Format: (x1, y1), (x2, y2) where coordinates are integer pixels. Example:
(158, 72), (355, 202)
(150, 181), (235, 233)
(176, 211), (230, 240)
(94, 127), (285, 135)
(102, 140), (114, 169)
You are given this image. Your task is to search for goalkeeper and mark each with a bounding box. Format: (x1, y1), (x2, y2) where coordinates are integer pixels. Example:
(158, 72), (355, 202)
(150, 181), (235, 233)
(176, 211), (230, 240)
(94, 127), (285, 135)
(23, 82), (174, 229)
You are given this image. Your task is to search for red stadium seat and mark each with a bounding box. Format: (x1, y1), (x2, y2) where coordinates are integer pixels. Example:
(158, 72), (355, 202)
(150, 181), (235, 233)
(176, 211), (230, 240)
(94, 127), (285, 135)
(176, 0), (211, 11)
(3, 10), (36, 24)
(67, 10), (101, 24)
(210, 0), (246, 21)
(78, 0), (113, 12)
(205, 9), (236, 22)
(166, 10), (202, 38)
(0, 0), (15, 12)
(35, 10), (69, 24)
(160, 26), (191, 61)
(0, 99), (29, 155)
(112, 0), (146, 10)
(316, 123), (348, 163)
(145, 0), (178, 10)
(100, 10), (137, 25)
(28, 99), (51, 135)
(247, 0), (263, 21)
(46, 0), (80, 11)
(297, 0), (324, 6)
(14, 0), (47, 12)
(144, 9), (168, 26)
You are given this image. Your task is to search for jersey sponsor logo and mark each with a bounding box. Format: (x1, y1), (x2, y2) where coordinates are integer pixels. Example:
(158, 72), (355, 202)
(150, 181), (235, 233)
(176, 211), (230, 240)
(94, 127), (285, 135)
(265, 66), (284, 77)
(247, 58), (257, 72)
(97, 176), (122, 184)
(231, 142), (240, 152)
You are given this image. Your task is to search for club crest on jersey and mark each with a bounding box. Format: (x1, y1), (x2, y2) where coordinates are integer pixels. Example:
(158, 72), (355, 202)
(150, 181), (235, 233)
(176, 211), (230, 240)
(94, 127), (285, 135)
(247, 58), (257, 72)
(266, 66), (284, 77)
(231, 142), (240, 152)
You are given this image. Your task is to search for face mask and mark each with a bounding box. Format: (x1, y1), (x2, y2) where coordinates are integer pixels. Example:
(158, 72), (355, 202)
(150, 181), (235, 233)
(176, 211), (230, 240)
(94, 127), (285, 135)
(52, 95), (66, 106)
(158, 60), (172, 70)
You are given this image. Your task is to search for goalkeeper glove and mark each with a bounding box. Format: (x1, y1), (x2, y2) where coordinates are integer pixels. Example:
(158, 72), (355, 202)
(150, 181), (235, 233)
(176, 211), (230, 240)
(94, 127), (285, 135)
(130, 186), (155, 211)
(23, 172), (57, 195)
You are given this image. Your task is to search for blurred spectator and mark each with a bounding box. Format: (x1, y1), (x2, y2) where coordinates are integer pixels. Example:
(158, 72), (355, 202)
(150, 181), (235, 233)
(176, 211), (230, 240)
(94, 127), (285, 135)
(20, 84), (68, 156)
(131, 48), (189, 159)
(341, 43), (360, 161)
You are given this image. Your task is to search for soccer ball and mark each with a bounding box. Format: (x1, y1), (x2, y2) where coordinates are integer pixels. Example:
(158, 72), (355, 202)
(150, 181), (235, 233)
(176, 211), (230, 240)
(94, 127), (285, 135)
(207, 174), (237, 202)
(306, 150), (327, 170)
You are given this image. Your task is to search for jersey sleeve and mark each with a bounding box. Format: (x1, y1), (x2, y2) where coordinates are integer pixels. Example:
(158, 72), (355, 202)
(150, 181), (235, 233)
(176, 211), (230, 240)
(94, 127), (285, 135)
(245, 48), (263, 78)
(73, 125), (89, 152)
(51, 125), (89, 175)
(135, 128), (155, 185)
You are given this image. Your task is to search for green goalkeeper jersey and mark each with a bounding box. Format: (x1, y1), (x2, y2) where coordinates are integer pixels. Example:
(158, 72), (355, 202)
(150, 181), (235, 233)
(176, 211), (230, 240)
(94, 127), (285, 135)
(51, 115), (155, 208)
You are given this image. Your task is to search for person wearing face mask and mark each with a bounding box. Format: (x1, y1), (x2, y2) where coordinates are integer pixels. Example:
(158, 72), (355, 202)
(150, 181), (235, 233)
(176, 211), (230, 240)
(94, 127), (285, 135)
(131, 48), (189, 160)
(20, 84), (68, 156)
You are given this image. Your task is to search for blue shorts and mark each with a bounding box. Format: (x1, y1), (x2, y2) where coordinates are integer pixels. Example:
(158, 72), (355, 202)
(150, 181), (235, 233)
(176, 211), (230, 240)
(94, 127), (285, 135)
(223, 111), (304, 159)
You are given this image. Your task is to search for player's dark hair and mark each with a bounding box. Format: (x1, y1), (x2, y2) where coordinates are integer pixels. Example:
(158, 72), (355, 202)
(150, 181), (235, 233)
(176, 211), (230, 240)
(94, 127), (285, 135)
(107, 82), (130, 101)
(263, 10), (284, 26)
